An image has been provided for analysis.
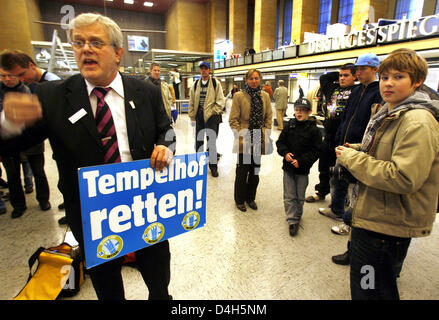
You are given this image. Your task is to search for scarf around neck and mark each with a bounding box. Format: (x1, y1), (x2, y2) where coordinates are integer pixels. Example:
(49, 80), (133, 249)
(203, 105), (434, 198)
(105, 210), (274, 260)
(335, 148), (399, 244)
(149, 76), (161, 86)
(244, 84), (264, 130)
(244, 83), (264, 151)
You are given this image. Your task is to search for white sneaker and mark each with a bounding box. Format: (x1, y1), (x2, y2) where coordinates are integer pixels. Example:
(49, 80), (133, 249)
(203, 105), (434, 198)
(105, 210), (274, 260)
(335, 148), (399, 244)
(331, 223), (351, 235)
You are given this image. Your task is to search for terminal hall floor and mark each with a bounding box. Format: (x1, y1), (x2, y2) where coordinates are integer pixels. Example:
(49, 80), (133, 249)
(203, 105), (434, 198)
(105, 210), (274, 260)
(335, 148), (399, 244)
(0, 102), (438, 300)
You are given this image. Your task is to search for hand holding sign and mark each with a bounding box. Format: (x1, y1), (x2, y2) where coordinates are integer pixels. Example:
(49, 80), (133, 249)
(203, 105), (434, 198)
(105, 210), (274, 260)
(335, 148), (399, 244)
(151, 145), (173, 171)
(79, 153), (207, 268)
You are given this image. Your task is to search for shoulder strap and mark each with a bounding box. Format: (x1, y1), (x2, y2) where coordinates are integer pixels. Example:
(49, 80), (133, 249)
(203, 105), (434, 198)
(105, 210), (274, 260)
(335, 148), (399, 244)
(195, 78), (217, 91)
(27, 247), (45, 281)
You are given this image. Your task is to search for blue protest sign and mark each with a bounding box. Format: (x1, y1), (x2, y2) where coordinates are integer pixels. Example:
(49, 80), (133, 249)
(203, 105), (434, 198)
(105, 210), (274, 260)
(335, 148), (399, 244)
(78, 152), (207, 269)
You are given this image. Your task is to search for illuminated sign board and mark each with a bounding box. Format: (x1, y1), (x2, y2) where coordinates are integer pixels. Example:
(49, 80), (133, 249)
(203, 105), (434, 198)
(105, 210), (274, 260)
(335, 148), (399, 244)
(299, 14), (439, 56)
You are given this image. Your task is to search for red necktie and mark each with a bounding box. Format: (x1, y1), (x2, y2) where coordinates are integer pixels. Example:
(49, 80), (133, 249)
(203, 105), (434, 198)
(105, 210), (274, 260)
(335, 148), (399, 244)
(92, 87), (121, 163)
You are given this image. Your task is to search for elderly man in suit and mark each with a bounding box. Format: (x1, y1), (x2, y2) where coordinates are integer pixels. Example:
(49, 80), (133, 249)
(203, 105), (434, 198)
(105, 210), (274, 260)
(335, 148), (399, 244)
(0, 13), (174, 300)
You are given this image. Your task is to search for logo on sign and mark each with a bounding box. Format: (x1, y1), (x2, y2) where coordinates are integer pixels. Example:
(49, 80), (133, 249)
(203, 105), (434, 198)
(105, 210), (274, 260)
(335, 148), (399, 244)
(182, 211), (200, 230)
(143, 222), (165, 244)
(97, 235), (123, 259)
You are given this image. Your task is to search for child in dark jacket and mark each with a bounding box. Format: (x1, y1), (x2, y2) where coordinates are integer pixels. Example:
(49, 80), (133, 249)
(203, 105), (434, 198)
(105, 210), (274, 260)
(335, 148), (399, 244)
(276, 98), (322, 236)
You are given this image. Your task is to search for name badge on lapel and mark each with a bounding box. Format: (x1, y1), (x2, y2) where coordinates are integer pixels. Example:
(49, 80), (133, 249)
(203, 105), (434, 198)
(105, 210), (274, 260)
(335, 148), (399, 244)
(129, 101), (136, 109)
(69, 108), (87, 124)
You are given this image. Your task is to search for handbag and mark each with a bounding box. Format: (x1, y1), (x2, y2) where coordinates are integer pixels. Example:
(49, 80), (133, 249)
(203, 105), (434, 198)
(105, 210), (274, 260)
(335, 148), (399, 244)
(14, 242), (84, 300)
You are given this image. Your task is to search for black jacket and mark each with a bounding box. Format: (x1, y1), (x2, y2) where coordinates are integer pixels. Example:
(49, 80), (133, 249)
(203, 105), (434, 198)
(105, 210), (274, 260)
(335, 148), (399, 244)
(335, 81), (382, 145)
(0, 73), (174, 246)
(276, 118), (322, 175)
(319, 72), (357, 148)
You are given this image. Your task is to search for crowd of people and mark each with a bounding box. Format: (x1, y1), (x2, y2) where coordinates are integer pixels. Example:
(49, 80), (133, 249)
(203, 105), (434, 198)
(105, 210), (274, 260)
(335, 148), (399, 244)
(0, 12), (438, 301)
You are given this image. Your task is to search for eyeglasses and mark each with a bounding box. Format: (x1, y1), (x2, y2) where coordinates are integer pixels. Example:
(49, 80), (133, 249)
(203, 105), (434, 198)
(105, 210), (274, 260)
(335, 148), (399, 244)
(69, 40), (110, 50)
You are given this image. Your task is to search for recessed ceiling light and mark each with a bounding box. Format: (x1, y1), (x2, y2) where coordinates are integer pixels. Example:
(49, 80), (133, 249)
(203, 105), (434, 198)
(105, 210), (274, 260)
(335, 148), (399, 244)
(124, 0), (134, 4)
(144, 1), (153, 7)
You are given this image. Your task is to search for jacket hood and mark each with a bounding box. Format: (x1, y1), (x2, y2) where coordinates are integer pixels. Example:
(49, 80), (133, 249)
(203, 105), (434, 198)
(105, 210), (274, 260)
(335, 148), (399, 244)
(388, 85), (439, 121)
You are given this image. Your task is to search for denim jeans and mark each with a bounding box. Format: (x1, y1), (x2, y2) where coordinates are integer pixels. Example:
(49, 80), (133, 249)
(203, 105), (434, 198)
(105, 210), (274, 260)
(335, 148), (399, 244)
(343, 208), (352, 226)
(2, 153), (49, 210)
(315, 139), (336, 197)
(283, 170), (309, 225)
(350, 227), (411, 300)
(329, 176), (349, 216)
(22, 161), (33, 189)
(195, 108), (220, 170)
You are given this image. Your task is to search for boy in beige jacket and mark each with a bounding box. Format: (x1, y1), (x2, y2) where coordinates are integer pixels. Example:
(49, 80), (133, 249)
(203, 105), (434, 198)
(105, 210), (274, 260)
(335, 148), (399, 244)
(335, 49), (439, 300)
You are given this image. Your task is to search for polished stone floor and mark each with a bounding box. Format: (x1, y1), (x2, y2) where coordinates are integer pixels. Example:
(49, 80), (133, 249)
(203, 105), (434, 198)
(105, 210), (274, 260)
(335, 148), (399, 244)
(0, 101), (438, 300)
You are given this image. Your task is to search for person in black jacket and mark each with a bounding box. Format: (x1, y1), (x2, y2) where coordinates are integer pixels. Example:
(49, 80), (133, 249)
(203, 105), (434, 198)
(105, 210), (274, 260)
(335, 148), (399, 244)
(319, 53), (382, 223)
(276, 98), (322, 236)
(306, 63), (357, 203)
(0, 13), (174, 300)
(0, 66), (51, 218)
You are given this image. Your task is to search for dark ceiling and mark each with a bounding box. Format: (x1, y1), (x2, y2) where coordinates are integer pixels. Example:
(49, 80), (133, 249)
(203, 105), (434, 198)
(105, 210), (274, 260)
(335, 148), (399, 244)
(46, 0), (208, 15)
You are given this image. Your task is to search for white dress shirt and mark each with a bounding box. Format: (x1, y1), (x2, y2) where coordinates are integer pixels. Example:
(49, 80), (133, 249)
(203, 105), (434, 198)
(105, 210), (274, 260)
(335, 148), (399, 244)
(85, 72), (133, 162)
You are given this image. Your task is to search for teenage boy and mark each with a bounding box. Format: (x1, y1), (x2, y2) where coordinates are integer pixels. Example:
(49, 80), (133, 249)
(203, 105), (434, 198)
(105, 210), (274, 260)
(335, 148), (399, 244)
(336, 48), (439, 299)
(276, 98), (322, 236)
(319, 53), (382, 223)
(306, 63), (357, 204)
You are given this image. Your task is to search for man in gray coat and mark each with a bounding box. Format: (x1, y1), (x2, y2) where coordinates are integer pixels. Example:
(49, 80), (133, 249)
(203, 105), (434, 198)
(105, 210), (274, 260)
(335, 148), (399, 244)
(273, 80), (289, 130)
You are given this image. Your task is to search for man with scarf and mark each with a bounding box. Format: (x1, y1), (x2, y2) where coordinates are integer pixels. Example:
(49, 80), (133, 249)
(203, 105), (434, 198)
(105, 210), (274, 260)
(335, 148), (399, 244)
(147, 63), (174, 123)
(189, 61), (225, 177)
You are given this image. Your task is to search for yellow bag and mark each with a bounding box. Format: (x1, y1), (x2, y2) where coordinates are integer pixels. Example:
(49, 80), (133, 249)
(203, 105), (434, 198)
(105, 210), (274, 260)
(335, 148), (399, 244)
(14, 243), (84, 300)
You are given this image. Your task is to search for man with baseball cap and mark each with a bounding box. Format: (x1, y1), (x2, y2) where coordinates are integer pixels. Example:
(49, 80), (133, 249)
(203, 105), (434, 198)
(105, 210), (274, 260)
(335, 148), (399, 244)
(189, 61), (225, 177)
(319, 52), (382, 264)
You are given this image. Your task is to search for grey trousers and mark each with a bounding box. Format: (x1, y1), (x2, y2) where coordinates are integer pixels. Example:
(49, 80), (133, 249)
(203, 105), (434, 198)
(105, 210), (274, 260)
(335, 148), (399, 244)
(283, 170), (309, 225)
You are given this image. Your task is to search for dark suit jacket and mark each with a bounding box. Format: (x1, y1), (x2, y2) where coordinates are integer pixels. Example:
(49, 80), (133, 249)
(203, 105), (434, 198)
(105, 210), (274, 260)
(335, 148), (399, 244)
(0, 73), (174, 245)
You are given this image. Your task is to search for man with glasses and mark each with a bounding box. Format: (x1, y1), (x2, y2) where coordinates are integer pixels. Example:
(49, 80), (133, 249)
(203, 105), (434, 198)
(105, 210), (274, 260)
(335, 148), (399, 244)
(0, 64), (51, 218)
(0, 50), (60, 92)
(0, 69), (26, 216)
(0, 50), (59, 215)
(0, 13), (174, 300)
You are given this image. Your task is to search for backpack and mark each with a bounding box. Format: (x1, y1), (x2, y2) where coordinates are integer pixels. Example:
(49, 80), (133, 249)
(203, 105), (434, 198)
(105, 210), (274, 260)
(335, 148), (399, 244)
(194, 77), (217, 92)
(14, 242), (84, 300)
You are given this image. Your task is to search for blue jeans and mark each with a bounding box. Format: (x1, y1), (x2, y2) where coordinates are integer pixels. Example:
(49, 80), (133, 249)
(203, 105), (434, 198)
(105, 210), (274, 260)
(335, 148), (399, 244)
(2, 153), (49, 210)
(343, 208), (352, 226)
(195, 108), (220, 170)
(283, 171), (309, 225)
(22, 160), (33, 189)
(329, 176), (349, 216)
(350, 227), (411, 300)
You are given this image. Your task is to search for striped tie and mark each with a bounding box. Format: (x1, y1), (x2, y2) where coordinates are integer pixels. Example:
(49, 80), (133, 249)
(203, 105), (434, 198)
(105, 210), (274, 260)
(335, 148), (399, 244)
(92, 87), (121, 163)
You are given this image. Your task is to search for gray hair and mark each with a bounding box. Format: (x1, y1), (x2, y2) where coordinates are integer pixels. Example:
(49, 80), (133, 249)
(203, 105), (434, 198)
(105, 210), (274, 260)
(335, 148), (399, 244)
(68, 13), (123, 49)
